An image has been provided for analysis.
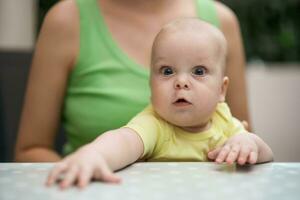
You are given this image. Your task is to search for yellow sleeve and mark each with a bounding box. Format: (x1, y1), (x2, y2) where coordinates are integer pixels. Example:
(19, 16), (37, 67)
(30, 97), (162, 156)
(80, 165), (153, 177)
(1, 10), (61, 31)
(215, 103), (246, 138)
(123, 106), (160, 159)
(228, 117), (247, 137)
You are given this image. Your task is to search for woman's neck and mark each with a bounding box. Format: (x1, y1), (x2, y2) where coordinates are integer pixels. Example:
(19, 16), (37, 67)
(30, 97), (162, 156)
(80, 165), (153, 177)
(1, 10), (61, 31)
(99, 0), (190, 16)
(102, 0), (173, 12)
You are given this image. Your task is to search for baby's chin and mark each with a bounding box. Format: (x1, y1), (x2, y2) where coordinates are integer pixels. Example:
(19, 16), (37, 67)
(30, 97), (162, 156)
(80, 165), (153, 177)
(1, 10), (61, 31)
(164, 116), (207, 132)
(157, 110), (211, 132)
(177, 122), (211, 133)
(153, 105), (209, 130)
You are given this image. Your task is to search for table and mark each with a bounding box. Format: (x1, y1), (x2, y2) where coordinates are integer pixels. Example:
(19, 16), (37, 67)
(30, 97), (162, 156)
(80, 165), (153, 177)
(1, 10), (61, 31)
(0, 162), (299, 200)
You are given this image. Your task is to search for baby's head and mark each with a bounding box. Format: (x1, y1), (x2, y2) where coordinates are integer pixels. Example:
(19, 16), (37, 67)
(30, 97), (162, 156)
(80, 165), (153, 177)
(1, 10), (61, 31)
(150, 18), (229, 132)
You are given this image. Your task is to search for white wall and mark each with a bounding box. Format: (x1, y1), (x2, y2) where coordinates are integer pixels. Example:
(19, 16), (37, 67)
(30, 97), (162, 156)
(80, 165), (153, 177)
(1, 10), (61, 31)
(0, 0), (37, 50)
(247, 64), (300, 162)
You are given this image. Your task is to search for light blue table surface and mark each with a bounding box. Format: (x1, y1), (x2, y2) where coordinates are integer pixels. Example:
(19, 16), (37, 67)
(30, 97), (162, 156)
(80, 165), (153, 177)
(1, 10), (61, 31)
(0, 162), (299, 200)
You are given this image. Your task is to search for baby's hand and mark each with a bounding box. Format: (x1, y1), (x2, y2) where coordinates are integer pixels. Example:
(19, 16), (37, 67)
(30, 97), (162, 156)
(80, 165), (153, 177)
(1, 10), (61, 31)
(46, 145), (121, 189)
(208, 133), (258, 165)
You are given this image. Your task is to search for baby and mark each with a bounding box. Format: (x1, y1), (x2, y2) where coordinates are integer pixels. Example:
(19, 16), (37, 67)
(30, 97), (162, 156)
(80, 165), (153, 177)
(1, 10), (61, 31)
(46, 18), (273, 189)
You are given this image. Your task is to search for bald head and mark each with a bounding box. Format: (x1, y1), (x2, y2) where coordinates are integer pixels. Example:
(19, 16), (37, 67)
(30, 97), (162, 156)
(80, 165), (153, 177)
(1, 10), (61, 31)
(151, 18), (228, 75)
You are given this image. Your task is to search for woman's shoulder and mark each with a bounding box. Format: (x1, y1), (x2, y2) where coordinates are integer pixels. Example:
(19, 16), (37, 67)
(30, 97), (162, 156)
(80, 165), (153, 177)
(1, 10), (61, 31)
(213, 1), (239, 30)
(43, 0), (79, 38)
(40, 0), (79, 70)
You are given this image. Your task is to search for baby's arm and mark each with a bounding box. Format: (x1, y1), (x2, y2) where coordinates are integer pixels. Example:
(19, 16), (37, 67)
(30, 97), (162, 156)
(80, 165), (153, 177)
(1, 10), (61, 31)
(208, 132), (273, 165)
(46, 128), (143, 188)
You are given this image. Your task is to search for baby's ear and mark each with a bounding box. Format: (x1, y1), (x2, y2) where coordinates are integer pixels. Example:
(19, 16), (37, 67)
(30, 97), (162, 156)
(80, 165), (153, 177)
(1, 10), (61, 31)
(219, 76), (229, 102)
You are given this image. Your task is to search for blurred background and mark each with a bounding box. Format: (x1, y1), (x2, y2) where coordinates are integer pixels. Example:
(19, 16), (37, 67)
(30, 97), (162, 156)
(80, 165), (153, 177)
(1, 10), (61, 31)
(0, 0), (299, 162)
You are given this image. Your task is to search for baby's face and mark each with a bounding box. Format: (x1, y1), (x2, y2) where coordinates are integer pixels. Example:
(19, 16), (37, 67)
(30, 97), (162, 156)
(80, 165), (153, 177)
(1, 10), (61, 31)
(150, 31), (228, 132)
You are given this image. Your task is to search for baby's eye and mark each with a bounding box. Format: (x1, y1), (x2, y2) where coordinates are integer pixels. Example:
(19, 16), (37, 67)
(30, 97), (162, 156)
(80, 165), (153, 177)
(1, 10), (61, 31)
(192, 66), (207, 76)
(160, 66), (174, 76)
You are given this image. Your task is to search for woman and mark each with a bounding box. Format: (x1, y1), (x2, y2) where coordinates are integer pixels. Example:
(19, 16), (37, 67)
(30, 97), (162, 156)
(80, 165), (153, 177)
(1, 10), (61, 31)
(15, 0), (249, 162)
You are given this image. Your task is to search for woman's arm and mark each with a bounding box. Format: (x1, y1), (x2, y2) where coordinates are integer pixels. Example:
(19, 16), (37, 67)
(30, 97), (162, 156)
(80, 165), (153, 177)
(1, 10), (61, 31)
(14, 0), (79, 162)
(215, 2), (251, 129)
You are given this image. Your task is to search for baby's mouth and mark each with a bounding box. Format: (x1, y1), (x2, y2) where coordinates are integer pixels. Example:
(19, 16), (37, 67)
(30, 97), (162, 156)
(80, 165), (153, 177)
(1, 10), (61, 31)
(173, 98), (192, 106)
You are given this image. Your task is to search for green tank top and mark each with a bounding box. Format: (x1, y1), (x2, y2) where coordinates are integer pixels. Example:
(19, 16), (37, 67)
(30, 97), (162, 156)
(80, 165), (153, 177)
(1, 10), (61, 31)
(62, 0), (219, 154)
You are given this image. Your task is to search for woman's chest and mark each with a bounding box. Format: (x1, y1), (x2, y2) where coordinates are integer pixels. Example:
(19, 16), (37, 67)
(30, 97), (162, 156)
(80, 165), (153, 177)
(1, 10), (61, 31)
(98, 1), (197, 68)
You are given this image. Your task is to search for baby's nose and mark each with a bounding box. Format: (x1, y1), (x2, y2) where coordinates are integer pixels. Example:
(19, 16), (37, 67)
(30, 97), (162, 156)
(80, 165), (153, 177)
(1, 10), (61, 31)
(175, 82), (189, 89)
(174, 76), (190, 89)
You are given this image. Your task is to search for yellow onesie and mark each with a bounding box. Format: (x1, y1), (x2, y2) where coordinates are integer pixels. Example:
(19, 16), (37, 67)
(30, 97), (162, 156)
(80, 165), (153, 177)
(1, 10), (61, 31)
(124, 103), (246, 161)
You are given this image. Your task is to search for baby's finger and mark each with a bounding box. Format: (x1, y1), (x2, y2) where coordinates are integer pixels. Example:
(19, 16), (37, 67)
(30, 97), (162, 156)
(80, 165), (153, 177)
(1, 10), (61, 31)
(60, 165), (79, 189)
(242, 120), (249, 130)
(207, 147), (221, 160)
(46, 162), (68, 186)
(98, 164), (121, 184)
(215, 145), (230, 164)
(226, 145), (240, 164)
(101, 171), (121, 184)
(238, 146), (250, 165)
(248, 151), (258, 164)
(77, 166), (93, 188)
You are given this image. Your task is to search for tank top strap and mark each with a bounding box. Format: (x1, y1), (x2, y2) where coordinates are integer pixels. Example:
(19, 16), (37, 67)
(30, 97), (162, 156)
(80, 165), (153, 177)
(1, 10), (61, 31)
(74, 0), (105, 70)
(196, 0), (220, 28)
(74, 0), (147, 76)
